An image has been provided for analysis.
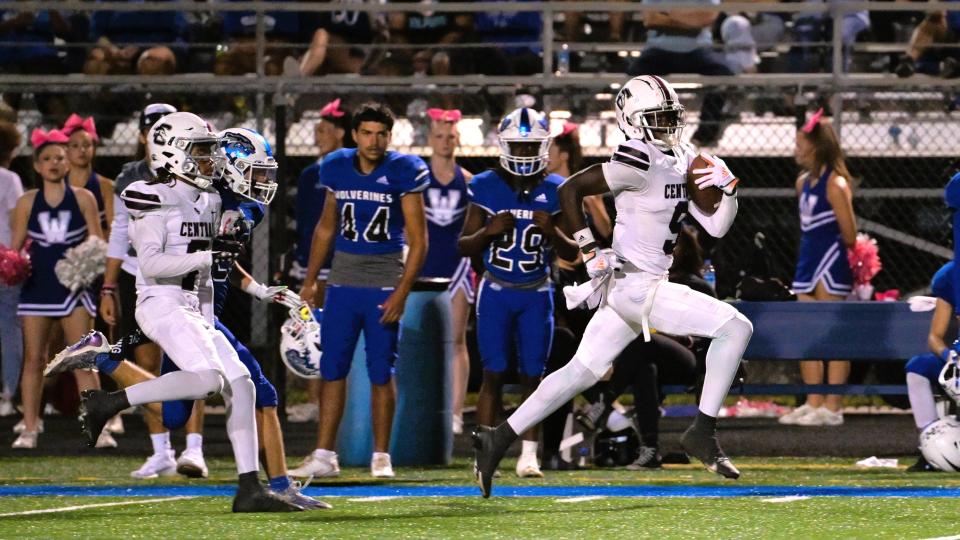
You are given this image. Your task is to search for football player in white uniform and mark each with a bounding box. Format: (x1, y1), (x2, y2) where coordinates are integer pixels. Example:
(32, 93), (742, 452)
(77, 112), (301, 512)
(474, 76), (754, 497)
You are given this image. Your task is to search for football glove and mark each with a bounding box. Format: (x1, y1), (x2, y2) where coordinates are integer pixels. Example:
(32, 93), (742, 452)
(212, 237), (244, 266)
(692, 153), (738, 195)
(573, 227), (612, 279)
(218, 210), (254, 243)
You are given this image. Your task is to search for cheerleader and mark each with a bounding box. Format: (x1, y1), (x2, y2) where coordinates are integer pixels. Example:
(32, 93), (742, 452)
(9, 128), (105, 449)
(62, 114), (114, 234)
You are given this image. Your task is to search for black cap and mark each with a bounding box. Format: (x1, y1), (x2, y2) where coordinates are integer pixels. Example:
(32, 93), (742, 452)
(139, 103), (177, 133)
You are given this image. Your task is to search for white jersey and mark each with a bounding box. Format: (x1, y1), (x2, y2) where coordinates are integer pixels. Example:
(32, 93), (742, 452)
(601, 139), (697, 275)
(121, 180), (219, 303)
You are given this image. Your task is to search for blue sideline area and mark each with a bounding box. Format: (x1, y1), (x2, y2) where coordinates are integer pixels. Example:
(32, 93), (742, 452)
(3, 484), (960, 498)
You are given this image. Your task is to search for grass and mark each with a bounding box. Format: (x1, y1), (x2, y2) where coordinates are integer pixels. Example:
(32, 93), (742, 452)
(1, 456), (959, 539)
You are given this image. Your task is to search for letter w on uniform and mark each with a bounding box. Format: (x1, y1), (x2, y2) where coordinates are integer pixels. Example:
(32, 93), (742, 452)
(38, 211), (71, 243)
(426, 188), (461, 226)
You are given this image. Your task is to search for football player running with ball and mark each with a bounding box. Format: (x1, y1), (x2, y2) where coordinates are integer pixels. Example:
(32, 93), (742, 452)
(474, 76), (753, 497)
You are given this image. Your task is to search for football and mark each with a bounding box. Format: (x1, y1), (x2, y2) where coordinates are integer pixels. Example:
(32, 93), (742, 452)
(687, 154), (724, 215)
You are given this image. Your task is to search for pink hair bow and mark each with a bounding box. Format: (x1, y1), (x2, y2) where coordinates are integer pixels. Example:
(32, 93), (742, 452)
(62, 114), (99, 141)
(559, 122), (578, 137)
(30, 128), (69, 149)
(427, 108), (462, 123)
(801, 107), (824, 134)
(320, 99), (346, 118)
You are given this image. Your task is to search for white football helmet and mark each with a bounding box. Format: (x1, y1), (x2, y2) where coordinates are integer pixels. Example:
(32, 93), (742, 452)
(217, 128), (278, 205)
(939, 350), (960, 404)
(148, 112), (222, 190)
(615, 75), (685, 150)
(497, 107), (551, 176)
(920, 417), (960, 471)
(279, 305), (322, 379)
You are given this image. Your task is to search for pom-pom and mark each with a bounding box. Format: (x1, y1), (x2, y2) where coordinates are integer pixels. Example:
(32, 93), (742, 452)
(0, 243), (31, 286)
(847, 232), (882, 286)
(54, 236), (108, 292)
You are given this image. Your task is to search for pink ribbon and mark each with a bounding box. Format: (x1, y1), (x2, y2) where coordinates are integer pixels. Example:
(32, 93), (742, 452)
(30, 128), (69, 149)
(801, 107), (824, 134)
(427, 108), (462, 123)
(320, 99), (346, 118)
(62, 114), (99, 142)
(559, 122), (578, 137)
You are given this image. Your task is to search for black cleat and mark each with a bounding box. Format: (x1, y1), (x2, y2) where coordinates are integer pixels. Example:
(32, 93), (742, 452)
(233, 474), (304, 513)
(906, 454), (936, 473)
(472, 425), (510, 498)
(680, 425), (740, 479)
(78, 390), (127, 448)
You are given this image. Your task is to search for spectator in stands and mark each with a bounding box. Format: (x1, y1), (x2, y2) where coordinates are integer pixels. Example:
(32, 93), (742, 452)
(10, 129), (107, 449)
(788, 3), (870, 73)
(384, 1), (472, 76)
(903, 261), (957, 472)
(215, 0), (318, 76)
(298, 1), (387, 76)
(895, 4), (960, 78)
(472, 0), (544, 76)
(0, 121), (23, 418)
(288, 99), (352, 424)
(627, 0), (731, 146)
(62, 115), (114, 235)
(418, 109), (474, 435)
(779, 109), (857, 428)
(84, 1), (185, 76)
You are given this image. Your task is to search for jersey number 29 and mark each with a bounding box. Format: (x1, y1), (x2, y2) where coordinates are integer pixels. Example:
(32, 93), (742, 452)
(490, 224), (543, 273)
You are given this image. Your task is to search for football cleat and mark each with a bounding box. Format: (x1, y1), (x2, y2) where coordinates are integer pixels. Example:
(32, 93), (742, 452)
(680, 425), (740, 480)
(276, 481), (332, 510)
(131, 450), (177, 479)
(626, 446), (663, 470)
(45, 330), (111, 377)
(233, 475), (303, 513)
(575, 400), (609, 433)
(288, 451), (340, 479)
(906, 453), (936, 473)
(472, 426), (511, 498)
(79, 390), (127, 448)
(177, 448), (209, 478)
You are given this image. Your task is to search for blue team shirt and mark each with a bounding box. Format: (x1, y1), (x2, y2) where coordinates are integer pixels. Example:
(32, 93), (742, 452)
(932, 261), (959, 316)
(468, 170), (563, 284)
(321, 149), (429, 256)
(295, 160), (326, 269)
(213, 187), (265, 318)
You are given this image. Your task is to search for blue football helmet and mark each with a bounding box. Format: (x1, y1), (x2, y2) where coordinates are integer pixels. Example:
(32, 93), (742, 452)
(497, 107), (551, 176)
(279, 305), (322, 379)
(217, 128), (278, 205)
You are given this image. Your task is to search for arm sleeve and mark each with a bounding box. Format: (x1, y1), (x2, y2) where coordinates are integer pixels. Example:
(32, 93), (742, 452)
(106, 193), (130, 260)
(130, 212), (211, 279)
(688, 193), (738, 238)
(198, 275), (215, 325)
(602, 160), (648, 194)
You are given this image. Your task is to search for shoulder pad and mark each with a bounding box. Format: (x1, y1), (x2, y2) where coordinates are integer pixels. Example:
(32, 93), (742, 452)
(121, 181), (170, 217)
(610, 142), (651, 173)
(543, 173), (565, 187)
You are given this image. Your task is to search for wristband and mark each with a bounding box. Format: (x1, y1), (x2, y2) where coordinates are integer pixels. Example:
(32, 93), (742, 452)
(100, 288), (116, 297)
(573, 227), (597, 253)
(243, 280), (267, 299)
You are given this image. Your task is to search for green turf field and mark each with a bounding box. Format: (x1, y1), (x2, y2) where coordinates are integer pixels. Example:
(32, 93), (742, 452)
(1, 456), (958, 539)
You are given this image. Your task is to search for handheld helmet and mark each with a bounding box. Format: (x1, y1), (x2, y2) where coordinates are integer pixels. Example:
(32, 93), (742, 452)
(615, 75), (685, 150)
(593, 428), (640, 468)
(940, 349), (960, 404)
(217, 128), (278, 205)
(279, 305), (322, 379)
(497, 107), (551, 176)
(920, 417), (960, 471)
(147, 112), (222, 190)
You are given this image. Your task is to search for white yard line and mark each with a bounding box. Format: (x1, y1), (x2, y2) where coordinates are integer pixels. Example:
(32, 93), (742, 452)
(555, 496), (607, 504)
(0, 496), (196, 517)
(346, 496), (401, 502)
(920, 535), (960, 540)
(761, 496), (811, 503)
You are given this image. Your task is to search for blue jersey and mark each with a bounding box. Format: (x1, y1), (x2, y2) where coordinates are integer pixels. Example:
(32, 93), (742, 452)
(932, 261), (958, 316)
(321, 149), (429, 256)
(422, 165), (469, 279)
(212, 187), (265, 318)
(295, 160), (330, 270)
(468, 170), (563, 285)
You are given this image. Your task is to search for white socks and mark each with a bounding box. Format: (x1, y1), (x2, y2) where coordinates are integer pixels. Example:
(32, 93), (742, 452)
(521, 440), (538, 457)
(126, 369), (223, 406)
(150, 432), (171, 456)
(186, 433), (203, 452)
(224, 375), (259, 475)
(907, 373), (939, 430)
(313, 448), (337, 459)
(507, 357), (599, 436)
(699, 313), (753, 417)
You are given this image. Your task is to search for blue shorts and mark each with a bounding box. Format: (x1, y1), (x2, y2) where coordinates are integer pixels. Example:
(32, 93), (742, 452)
(160, 319), (278, 430)
(475, 279), (554, 377)
(321, 284), (399, 385)
(905, 352), (948, 384)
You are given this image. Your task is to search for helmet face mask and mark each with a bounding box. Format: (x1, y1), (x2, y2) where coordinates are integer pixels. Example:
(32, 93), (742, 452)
(279, 306), (322, 379)
(498, 107), (551, 177)
(149, 112), (223, 190)
(920, 417), (960, 471)
(217, 128), (279, 205)
(627, 105), (685, 148)
(616, 75), (686, 150)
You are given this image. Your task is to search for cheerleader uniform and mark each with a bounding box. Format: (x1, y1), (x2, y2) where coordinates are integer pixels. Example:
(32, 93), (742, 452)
(792, 167), (854, 296)
(69, 171), (107, 230)
(422, 164), (473, 301)
(17, 187), (95, 317)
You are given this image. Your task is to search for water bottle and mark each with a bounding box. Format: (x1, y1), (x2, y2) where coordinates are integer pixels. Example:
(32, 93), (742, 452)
(556, 43), (570, 75)
(703, 259), (716, 292)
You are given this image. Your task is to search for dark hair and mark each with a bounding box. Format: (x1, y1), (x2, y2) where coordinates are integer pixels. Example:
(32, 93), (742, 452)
(553, 130), (583, 173)
(669, 225), (704, 279)
(0, 121), (21, 161)
(800, 118), (853, 183)
(352, 102), (395, 131)
(322, 110), (355, 149)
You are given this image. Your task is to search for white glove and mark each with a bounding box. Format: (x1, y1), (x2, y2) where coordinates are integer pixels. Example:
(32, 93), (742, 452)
(573, 227), (612, 279)
(274, 288), (306, 310)
(243, 280), (292, 304)
(692, 153), (738, 195)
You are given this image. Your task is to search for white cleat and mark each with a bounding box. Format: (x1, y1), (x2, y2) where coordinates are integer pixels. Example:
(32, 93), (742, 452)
(516, 453), (544, 478)
(288, 451), (340, 479)
(795, 407), (844, 427)
(176, 448), (209, 478)
(131, 450), (177, 479)
(13, 419), (43, 434)
(11, 431), (38, 449)
(95, 429), (118, 449)
(105, 414), (124, 435)
(44, 330), (111, 377)
(371, 452), (395, 478)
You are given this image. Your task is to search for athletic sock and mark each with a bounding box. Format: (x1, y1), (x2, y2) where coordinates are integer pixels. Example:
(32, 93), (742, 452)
(150, 432), (171, 455)
(125, 369), (222, 406)
(907, 372), (939, 429)
(224, 375), (259, 475)
(690, 411), (718, 434)
(521, 440), (538, 457)
(269, 475), (291, 492)
(94, 353), (120, 376)
(186, 433), (203, 452)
